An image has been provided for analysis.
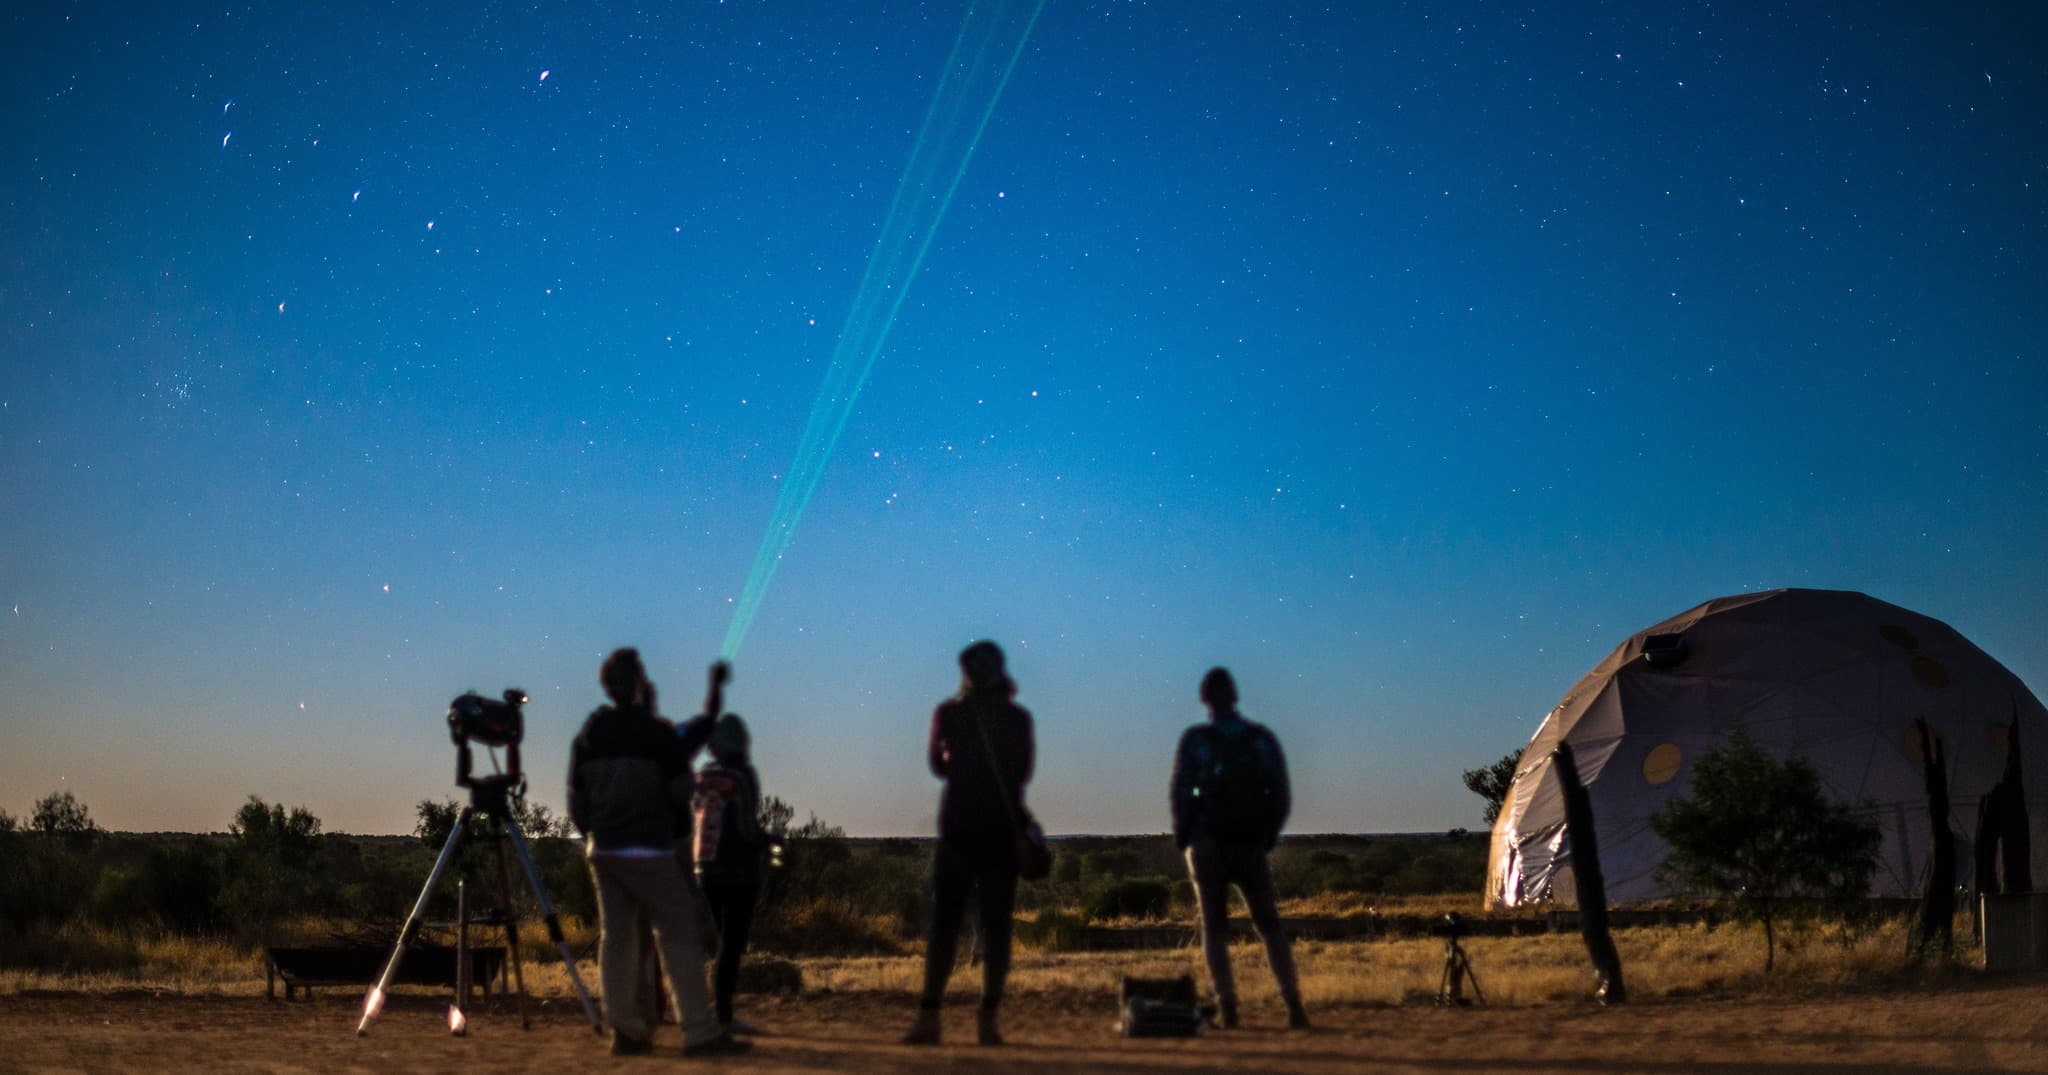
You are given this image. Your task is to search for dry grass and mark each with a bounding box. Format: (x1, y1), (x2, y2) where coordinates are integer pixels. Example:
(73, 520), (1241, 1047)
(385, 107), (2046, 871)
(0, 923), (264, 995)
(1273, 891), (1486, 919)
(3, 912), (1979, 1011)
(791, 914), (1972, 1008)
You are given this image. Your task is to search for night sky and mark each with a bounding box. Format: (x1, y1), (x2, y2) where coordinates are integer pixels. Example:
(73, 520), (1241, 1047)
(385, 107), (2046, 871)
(4, 1), (2043, 838)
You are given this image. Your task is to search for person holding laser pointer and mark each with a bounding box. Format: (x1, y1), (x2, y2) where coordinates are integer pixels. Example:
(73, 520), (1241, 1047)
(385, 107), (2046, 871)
(568, 651), (748, 1058)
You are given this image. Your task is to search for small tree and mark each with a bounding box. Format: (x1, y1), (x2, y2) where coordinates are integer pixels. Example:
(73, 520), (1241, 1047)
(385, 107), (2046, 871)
(223, 796), (324, 929)
(31, 789), (100, 847)
(1462, 750), (1522, 825)
(758, 794), (795, 840)
(756, 795), (847, 913)
(415, 798), (463, 849)
(1649, 728), (1880, 972)
(231, 796), (322, 868)
(511, 797), (576, 840)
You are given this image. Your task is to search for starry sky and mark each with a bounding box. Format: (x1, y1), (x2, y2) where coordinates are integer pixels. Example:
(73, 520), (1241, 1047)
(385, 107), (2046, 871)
(3, 1), (2043, 838)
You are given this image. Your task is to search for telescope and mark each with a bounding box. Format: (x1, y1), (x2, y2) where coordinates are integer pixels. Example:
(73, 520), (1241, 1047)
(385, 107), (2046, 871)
(355, 689), (601, 1038)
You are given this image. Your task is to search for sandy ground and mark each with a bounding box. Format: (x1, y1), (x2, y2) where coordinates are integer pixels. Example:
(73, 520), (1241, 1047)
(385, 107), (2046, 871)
(4, 980), (2048, 1074)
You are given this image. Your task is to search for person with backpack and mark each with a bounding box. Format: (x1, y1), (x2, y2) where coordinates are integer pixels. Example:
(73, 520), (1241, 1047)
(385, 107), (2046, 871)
(568, 650), (749, 1059)
(902, 640), (1036, 1047)
(691, 711), (766, 1035)
(1169, 667), (1309, 1030)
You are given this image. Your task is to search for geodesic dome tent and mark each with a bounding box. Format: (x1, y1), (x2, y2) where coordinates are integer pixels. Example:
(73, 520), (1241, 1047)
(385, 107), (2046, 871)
(1486, 588), (2048, 907)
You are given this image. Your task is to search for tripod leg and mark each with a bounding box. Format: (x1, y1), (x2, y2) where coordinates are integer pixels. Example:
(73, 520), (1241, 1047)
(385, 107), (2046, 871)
(492, 836), (533, 1030)
(1461, 949), (1485, 1006)
(503, 818), (605, 1033)
(357, 809), (470, 1036)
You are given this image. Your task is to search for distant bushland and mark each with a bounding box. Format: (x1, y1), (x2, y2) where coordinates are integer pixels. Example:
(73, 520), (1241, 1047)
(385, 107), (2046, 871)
(0, 788), (1494, 975)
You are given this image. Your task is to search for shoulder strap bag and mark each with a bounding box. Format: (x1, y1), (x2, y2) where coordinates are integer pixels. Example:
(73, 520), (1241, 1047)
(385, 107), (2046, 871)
(970, 704), (1051, 881)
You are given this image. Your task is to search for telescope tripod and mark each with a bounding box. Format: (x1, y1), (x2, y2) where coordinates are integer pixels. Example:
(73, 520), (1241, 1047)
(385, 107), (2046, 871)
(356, 778), (601, 1036)
(1436, 934), (1485, 1007)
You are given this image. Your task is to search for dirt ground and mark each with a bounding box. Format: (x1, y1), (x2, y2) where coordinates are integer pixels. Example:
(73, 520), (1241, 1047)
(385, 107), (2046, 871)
(4, 979), (2048, 1074)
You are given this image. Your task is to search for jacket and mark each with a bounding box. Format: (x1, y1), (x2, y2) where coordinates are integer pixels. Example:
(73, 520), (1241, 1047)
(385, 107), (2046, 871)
(1169, 711), (1290, 850)
(568, 703), (714, 852)
(928, 692), (1035, 850)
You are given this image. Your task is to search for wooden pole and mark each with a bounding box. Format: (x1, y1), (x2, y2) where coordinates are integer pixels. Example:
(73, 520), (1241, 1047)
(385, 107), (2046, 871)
(1552, 741), (1626, 1004)
(457, 879), (472, 1012)
(1912, 719), (1955, 957)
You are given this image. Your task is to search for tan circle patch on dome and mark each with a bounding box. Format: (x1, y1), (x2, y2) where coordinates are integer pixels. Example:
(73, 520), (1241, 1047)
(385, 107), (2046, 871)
(1912, 655), (1950, 688)
(1879, 624), (1920, 650)
(1643, 743), (1683, 785)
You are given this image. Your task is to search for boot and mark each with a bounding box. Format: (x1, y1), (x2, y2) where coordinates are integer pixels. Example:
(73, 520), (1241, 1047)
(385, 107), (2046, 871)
(976, 1007), (1003, 1046)
(901, 1007), (942, 1045)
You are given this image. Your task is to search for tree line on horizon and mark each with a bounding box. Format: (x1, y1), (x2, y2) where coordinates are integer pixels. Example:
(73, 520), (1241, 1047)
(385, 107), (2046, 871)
(0, 786), (1487, 971)
(5, 730), (1885, 977)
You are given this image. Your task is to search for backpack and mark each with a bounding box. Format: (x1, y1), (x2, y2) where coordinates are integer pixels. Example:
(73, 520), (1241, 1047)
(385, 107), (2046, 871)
(1119, 975), (1211, 1037)
(691, 765), (760, 882)
(1199, 724), (1281, 843)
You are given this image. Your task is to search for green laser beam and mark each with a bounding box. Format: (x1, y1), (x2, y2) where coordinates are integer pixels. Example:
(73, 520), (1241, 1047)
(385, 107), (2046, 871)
(722, 0), (1045, 660)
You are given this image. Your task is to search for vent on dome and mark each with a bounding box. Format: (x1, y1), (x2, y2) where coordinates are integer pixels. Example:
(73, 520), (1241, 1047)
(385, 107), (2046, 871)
(1879, 624), (1920, 650)
(1642, 743), (1682, 785)
(1642, 633), (1689, 669)
(1912, 655), (1951, 689)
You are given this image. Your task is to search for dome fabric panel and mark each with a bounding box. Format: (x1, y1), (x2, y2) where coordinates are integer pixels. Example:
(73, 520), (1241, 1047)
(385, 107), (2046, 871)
(1486, 588), (2048, 907)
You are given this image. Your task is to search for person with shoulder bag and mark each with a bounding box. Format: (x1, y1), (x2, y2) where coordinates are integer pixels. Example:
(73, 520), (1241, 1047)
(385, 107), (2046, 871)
(1169, 666), (1308, 1031)
(902, 640), (1040, 1047)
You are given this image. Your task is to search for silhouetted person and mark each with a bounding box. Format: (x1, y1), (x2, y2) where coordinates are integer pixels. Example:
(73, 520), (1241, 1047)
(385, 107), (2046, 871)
(568, 651), (748, 1058)
(903, 640), (1035, 1047)
(692, 712), (766, 1034)
(1170, 667), (1307, 1029)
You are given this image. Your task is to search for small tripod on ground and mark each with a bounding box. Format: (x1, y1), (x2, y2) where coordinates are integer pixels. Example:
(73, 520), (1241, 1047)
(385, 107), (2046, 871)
(356, 690), (602, 1037)
(1435, 914), (1485, 1007)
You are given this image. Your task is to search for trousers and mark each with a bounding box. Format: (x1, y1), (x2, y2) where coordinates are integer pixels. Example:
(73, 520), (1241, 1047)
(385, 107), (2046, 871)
(919, 840), (1017, 1010)
(590, 852), (720, 1046)
(700, 879), (759, 1025)
(1184, 837), (1302, 1010)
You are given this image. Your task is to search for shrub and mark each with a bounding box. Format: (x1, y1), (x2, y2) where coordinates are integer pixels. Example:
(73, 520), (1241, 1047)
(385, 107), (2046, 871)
(751, 899), (899, 957)
(1015, 908), (1089, 951)
(1081, 849), (1146, 880)
(1086, 877), (1173, 922)
(0, 835), (96, 934)
(141, 842), (225, 934)
(89, 867), (150, 927)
